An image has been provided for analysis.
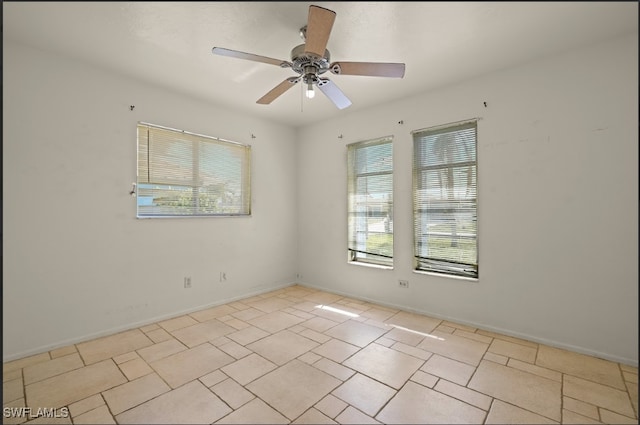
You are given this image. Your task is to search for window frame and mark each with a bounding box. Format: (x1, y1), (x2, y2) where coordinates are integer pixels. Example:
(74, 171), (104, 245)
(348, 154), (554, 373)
(136, 122), (251, 218)
(347, 136), (394, 268)
(412, 119), (478, 279)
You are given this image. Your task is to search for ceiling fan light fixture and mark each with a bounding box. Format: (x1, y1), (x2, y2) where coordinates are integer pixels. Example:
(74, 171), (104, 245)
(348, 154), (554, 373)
(305, 82), (315, 99)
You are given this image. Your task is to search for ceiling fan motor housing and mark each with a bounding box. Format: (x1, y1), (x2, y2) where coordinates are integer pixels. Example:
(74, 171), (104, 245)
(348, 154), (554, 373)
(291, 44), (330, 84)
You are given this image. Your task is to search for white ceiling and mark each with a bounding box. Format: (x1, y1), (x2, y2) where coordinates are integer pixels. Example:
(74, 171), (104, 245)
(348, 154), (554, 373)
(3, 2), (638, 128)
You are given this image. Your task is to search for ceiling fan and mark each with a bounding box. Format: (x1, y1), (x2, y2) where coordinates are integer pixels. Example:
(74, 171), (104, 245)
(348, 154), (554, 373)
(212, 4), (405, 110)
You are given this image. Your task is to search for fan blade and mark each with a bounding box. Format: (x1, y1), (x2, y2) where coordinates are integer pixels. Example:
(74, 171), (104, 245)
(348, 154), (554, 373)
(212, 47), (291, 68)
(317, 78), (352, 110)
(257, 77), (301, 104)
(304, 5), (336, 57)
(330, 62), (405, 78)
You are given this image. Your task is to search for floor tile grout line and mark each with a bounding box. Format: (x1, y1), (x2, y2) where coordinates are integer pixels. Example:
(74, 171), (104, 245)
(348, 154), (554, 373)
(560, 371), (566, 422)
(107, 373), (220, 420)
(305, 401), (347, 422)
(335, 402), (378, 423)
(233, 370), (311, 423)
(20, 366), (27, 410)
(618, 361), (640, 420)
(98, 391), (112, 423)
(624, 381), (639, 420)
(76, 344), (88, 368)
(72, 394), (116, 424)
(494, 398), (563, 423)
(464, 357), (483, 395)
(475, 329), (541, 349)
(205, 377), (239, 415)
(501, 357), (564, 384)
(430, 378), (493, 413)
(367, 378), (415, 420)
(482, 397), (496, 424)
(19, 352), (87, 386)
(538, 364), (633, 392)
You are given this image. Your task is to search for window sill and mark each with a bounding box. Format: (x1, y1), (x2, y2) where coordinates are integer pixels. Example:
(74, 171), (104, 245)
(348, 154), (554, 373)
(412, 269), (478, 282)
(136, 214), (251, 219)
(348, 261), (394, 271)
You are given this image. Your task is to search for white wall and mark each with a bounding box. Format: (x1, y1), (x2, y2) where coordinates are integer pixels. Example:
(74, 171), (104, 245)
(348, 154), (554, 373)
(3, 40), (298, 361)
(297, 33), (638, 365)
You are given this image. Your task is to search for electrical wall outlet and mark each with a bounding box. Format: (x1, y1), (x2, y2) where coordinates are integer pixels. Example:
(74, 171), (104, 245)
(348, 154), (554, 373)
(398, 280), (409, 288)
(184, 277), (192, 288)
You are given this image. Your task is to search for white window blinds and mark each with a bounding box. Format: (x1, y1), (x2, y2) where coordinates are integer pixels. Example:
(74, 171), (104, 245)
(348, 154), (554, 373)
(413, 120), (477, 278)
(137, 122), (251, 217)
(347, 137), (393, 267)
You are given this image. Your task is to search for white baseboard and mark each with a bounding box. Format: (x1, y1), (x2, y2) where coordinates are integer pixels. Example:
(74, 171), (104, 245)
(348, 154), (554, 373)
(3, 281), (296, 363)
(298, 282), (639, 368)
(6, 279), (636, 368)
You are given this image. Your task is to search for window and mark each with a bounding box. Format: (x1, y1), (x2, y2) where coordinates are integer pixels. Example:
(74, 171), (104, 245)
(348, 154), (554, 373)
(412, 120), (478, 278)
(347, 137), (393, 267)
(136, 122), (251, 217)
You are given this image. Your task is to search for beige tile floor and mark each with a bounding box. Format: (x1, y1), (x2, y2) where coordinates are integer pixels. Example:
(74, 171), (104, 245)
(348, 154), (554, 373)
(3, 285), (638, 424)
